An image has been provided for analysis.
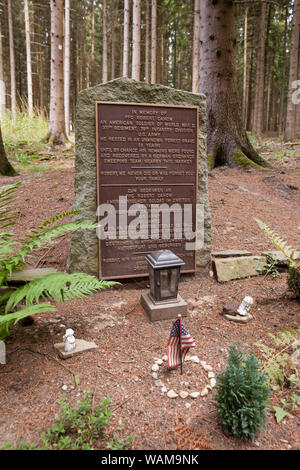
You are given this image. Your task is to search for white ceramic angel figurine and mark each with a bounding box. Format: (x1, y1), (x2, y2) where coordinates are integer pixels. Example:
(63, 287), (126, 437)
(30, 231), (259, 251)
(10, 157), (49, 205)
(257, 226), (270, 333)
(237, 296), (253, 316)
(63, 328), (76, 352)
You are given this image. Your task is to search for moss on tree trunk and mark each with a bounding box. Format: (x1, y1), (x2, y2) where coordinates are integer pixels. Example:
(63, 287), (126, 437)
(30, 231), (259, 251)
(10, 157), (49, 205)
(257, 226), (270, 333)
(199, 0), (271, 169)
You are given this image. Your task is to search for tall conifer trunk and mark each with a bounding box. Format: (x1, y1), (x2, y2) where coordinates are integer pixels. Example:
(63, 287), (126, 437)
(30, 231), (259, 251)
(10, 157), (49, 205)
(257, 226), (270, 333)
(48, 0), (66, 144)
(199, 0), (270, 168)
(0, 124), (17, 176)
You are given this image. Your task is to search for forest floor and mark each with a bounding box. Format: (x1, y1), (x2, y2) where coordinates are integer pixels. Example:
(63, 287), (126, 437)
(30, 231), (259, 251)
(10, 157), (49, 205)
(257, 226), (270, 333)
(0, 137), (299, 451)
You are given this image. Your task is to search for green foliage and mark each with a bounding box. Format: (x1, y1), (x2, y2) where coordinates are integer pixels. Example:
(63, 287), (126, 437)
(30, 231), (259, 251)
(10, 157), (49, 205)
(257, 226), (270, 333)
(215, 342), (271, 441)
(287, 266), (300, 298)
(256, 254), (280, 278)
(0, 182), (119, 340)
(254, 327), (300, 389)
(254, 219), (300, 297)
(254, 218), (299, 267)
(1, 110), (48, 149)
(41, 389), (112, 450)
(2, 438), (38, 450)
(3, 389), (134, 450)
(273, 395), (300, 424)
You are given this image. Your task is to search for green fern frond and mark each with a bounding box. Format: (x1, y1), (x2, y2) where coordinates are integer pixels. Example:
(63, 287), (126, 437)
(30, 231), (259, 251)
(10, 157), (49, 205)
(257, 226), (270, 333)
(1, 220), (97, 274)
(254, 218), (299, 266)
(0, 303), (56, 341)
(5, 273), (120, 312)
(0, 183), (21, 231)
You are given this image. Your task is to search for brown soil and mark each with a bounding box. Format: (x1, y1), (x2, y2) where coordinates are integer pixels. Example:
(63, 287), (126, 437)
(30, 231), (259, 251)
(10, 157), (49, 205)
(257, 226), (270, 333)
(0, 138), (299, 450)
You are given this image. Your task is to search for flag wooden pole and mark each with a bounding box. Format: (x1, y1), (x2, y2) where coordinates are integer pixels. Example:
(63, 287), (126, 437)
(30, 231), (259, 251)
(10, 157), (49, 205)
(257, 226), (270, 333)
(178, 314), (183, 375)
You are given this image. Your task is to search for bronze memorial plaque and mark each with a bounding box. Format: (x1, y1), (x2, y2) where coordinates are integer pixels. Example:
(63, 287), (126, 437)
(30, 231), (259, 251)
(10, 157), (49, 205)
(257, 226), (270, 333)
(96, 102), (198, 280)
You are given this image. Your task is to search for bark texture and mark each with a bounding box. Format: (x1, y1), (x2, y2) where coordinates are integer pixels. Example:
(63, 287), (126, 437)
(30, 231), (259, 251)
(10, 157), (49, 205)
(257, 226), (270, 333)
(199, 0), (270, 168)
(0, 124), (17, 176)
(284, 0), (300, 141)
(132, 0), (141, 81)
(24, 0), (33, 116)
(48, 0), (66, 144)
(8, 0), (16, 120)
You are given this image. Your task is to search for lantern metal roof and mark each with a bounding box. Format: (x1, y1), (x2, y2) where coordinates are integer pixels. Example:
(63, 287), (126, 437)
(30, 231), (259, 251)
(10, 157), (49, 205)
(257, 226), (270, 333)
(145, 250), (185, 270)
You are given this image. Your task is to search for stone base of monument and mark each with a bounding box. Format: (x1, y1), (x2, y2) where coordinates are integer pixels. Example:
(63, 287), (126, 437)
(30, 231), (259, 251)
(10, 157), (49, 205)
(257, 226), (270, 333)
(54, 339), (98, 359)
(141, 293), (187, 322)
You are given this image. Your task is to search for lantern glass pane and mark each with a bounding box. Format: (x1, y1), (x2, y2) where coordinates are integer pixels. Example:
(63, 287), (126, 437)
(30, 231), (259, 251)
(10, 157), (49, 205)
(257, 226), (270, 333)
(159, 268), (178, 299)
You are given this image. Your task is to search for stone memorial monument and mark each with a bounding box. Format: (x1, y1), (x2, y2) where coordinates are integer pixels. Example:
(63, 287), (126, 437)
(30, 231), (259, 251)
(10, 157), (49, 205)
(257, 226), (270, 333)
(67, 78), (211, 280)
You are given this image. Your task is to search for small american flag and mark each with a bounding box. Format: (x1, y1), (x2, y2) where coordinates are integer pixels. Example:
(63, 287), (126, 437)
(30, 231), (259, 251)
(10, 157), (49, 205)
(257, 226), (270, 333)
(167, 318), (195, 369)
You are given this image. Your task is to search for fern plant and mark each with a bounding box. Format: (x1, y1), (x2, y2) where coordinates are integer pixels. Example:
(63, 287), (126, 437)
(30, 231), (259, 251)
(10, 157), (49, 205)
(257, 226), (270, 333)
(215, 342), (271, 441)
(254, 327), (300, 389)
(0, 182), (119, 340)
(254, 218), (300, 297)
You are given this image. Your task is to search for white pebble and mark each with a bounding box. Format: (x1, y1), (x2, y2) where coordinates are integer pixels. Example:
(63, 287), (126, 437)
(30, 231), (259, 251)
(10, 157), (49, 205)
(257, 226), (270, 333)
(155, 358), (163, 365)
(152, 364), (159, 372)
(167, 389), (178, 399)
(62, 385), (68, 391)
(190, 355), (200, 364)
(190, 391), (200, 399)
(210, 378), (216, 388)
(162, 355), (168, 361)
(154, 380), (164, 388)
(200, 388), (208, 396)
(208, 372), (215, 378)
(185, 403), (191, 409)
(179, 391), (189, 399)
(203, 364), (213, 371)
(161, 386), (167, 393)
(151, 372), (158, 380)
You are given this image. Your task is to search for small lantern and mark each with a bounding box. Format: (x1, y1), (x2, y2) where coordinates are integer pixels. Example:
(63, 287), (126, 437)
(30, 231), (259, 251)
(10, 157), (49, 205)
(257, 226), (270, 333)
(145, 250), (185, 303)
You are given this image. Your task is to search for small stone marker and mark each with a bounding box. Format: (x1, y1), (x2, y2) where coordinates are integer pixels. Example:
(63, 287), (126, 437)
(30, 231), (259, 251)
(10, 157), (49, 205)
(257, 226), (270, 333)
(212, 250), (253, 258)
(213, 256), (267, 282)
(54, 339), (98, 359)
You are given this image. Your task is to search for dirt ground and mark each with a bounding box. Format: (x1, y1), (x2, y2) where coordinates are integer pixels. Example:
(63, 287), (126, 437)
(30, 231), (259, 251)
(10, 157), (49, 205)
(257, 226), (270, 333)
(0, 138), (299, 450)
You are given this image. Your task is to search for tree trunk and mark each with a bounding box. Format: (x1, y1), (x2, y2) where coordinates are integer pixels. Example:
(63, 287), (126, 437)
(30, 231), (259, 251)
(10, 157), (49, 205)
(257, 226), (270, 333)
(192, 0), (200, 93)
(91, 0), (95, 86)
(199, 0), (270, 168)
(252, 2), (266, 136)
(151, 0), (157, 84)
(24, 0), (33, 116)
(242, 5), (248, 128)
(285, 0), (300, 141)
(145, 0), (150, 82)
(64, 0), (70, 137)
(132, 0), (141, 81)
(123, 0), (130, 77)
(279, 5), (288, 136)
(0, 124), (17, 176)
(0, 20), (6, 119)
(7, 0), (16, 120)
(48, 0), (66, 144)
(111, 1), (116, 80)
(102, 0), (108, 82)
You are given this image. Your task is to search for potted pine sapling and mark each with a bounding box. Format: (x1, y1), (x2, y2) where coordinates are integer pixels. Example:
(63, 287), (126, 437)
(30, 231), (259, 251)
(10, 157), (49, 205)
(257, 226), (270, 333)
(214, 342), (271, 441)
(0, 182), (119, 343)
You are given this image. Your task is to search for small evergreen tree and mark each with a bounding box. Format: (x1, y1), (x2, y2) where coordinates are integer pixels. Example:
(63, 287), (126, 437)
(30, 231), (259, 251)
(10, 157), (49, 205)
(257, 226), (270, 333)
(215, 342), (271, 440)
